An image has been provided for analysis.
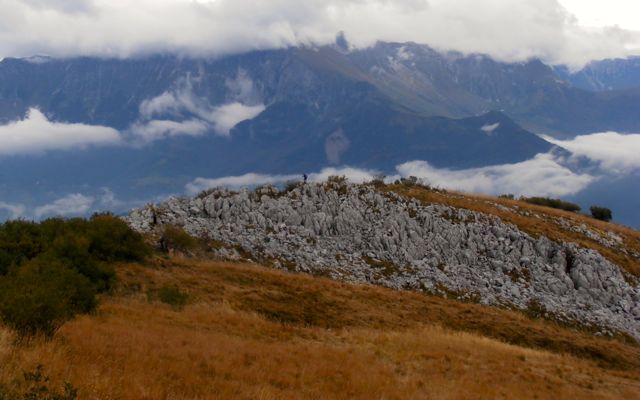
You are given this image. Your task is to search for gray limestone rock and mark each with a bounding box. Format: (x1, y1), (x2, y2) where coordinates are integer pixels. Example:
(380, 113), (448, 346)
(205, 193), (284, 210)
(126, 183), (640, 340)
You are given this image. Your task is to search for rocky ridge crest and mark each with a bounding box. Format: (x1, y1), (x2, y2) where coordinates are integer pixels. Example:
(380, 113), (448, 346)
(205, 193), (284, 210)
(126, 181), (640, 340)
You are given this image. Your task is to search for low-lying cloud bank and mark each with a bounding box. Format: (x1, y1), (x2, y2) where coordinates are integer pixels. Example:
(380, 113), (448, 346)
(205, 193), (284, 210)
(0, 188), (129, 221)
(187, 131), (640, 199)
(185, 154), (594, 198)
(0, 72), (267, 154)
(1, 0), (639, 68)
(0, 109), (121, 155)
(186, 167), (380, 195)
(396, 154), (594, 197)
(543, 132), (640, 173)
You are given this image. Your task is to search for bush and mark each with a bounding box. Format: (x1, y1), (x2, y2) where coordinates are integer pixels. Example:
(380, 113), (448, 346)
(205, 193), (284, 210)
(46, 233), (114, 292)
(0, 216), (149, 288)
(400, 176), (419, 187)
(521, 197), (581, 212)
(368, 174), (386, 188)
(159, 225), (198, 254)
(590, 206), (613, 222)
(86, 213), (151, 263)
(326, 176), (348, 195)
(327, 175), (347, 185)
(0, 216), (149, 339)
(157, 285), (189, 309)
(0, 260), (97, 339)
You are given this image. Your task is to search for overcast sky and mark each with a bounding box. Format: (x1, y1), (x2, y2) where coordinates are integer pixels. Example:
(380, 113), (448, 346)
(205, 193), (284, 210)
(0, 0), (638, 67)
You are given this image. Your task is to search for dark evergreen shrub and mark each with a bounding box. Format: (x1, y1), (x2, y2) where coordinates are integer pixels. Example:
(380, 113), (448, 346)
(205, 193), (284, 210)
(521, 197), (581, 212)
(590, 206), (613, 222)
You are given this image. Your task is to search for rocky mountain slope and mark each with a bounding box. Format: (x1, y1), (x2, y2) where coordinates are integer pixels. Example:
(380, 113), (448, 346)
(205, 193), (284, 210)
(126, 181), (640, 341)
(556, 56), (640, 92)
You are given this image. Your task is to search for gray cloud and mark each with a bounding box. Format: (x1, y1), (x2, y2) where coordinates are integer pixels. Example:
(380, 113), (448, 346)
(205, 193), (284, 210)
(325, 129), (351, 165)
(0, 108), (121, 156)
(22, 0), (95, 13)
(0, 0), (638, 68)
(129, 119), (209, 142)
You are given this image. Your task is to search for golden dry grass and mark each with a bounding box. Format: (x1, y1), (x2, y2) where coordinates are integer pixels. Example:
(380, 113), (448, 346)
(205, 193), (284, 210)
(385, 184), (640, 277)
(1, 258), (639, 399)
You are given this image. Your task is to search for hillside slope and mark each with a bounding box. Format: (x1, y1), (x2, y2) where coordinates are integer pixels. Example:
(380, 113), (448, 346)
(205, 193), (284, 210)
(1, 258), (639, 399)
(127, 181), (640, 341)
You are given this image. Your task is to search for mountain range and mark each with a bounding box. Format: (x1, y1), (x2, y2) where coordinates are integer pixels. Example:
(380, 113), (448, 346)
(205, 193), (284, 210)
(0, 41), (639, 226)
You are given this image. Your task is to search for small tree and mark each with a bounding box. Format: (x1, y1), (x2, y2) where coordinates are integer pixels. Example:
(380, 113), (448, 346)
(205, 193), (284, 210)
(590, 206), (612, 222)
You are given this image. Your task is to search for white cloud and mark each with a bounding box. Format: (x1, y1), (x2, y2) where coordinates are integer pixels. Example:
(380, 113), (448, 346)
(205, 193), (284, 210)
(133, 74), (265, 140)
(0, 201), (26, 219)
(186, 155), (594, 198)
(308, 167), (379, 184)
(396, 153), (594, 197)
(0, 0), (638, 68)
(543, 132), (640, 173)
(210, 103), (266, 135)
(34, 193), (94, 218)
(186, 166), (380, 194)
(187, 173), (299, 194)
(481, 123), (500, 135)
(0, 108), (121, 155)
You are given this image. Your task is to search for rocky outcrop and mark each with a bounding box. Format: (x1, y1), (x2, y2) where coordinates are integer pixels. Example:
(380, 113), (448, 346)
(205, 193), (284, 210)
(126, 182), (640, 340)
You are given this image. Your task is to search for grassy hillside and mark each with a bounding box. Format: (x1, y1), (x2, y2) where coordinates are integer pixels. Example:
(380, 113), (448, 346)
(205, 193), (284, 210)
(385, 183), (640, 277)
(1, 257), (639, 399)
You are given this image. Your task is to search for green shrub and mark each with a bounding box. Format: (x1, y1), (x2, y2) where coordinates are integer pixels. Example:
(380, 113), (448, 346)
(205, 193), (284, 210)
(157, 285), (189, 309)
(86, 213), (151, 262)
(0, 216), (149, 339)
(590, 206), (613, 222)
(159, 225), (198, 253)
(0, 260), (97, 339)
(521, 197), (581, 212)
(46, 233), (114, 292)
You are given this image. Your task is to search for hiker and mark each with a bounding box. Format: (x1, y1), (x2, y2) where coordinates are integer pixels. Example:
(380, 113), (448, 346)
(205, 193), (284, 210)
(303, 174), (308, 184)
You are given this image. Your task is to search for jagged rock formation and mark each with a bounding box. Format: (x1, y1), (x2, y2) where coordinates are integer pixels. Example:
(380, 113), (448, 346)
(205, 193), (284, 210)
(126, 182), (640, 340)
